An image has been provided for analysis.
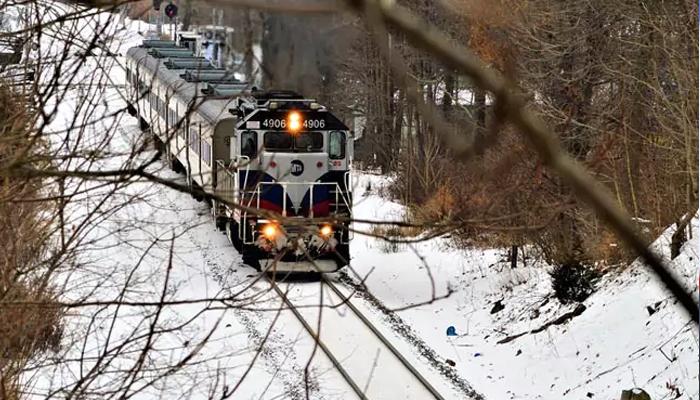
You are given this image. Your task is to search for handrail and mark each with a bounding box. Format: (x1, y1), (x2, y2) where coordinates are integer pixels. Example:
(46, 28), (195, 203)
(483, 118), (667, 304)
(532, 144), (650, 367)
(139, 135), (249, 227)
(342, 171), (352, 209)
(215, 159), (236, 205)
(238, 155), (251, 194)
(237, 155), (255, 242)
(252, 181), (351, 217)
(342, 170), (354, 241)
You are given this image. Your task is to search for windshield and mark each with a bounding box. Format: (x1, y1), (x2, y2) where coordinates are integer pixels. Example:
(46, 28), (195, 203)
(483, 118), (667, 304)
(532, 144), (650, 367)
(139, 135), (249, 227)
(264, 131), (323, 152)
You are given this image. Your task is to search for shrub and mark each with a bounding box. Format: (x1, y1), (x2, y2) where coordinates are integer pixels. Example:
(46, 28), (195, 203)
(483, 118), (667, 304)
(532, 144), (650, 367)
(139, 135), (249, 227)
(0, 80), (63, 397)
(549, 262), (600, 304)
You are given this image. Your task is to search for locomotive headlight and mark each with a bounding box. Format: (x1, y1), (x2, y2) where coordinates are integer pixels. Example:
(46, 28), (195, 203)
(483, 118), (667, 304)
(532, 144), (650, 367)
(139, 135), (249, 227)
(288, 111), (302, 132)
(262, 223), (279, 239)
(319, 224), (333, 237)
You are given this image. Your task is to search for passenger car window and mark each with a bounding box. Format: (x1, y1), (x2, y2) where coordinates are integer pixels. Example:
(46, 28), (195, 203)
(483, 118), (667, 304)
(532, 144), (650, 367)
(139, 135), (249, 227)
(241, 131), (257, 158)
(329, 131), (345, 159)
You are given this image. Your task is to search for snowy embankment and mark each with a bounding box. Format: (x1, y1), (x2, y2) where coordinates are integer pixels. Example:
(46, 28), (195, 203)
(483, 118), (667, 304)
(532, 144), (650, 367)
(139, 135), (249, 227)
(348, 172), (699, 400)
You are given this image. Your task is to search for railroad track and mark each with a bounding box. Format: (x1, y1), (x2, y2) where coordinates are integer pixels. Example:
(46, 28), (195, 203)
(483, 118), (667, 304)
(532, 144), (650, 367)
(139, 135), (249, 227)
(100, 30), (454, 400)
(265, 273), (448, 400)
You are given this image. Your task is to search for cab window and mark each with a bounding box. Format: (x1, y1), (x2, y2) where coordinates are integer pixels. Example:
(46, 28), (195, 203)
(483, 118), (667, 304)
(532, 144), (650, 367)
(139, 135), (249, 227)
(264, 132), (292, 151)
(295, 132), (323, 152)
(263, 132), (323, 152)
(329, 131), (345, 159)
(241, 131), (257, 158)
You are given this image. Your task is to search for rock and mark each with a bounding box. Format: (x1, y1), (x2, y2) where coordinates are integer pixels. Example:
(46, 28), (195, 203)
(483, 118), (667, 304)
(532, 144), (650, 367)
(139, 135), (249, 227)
(515, 349), (522, 356)
(446, 359), (456, 367)
(490, 300), (505, 314)
(620, 388), (651, 400)
(586, 392), (594, 398)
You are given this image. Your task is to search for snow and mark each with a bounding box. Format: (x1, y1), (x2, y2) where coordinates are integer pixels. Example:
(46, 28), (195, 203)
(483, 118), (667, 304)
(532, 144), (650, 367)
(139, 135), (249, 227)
(347, 172), (699, 400)
(20, 2), (699, 399)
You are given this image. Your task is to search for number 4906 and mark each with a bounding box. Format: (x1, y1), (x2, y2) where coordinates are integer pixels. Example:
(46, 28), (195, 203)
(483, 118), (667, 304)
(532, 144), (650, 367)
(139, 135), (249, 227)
(303, 119), (325, 129)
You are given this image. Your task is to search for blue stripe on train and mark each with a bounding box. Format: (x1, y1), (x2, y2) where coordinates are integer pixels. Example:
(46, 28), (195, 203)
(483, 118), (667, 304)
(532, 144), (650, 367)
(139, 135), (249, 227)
(238, 170), (348, 217)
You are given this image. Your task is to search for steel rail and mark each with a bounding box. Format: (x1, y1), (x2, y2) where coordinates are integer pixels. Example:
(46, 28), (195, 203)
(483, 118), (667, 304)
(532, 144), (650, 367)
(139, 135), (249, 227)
(263, 274), (370, 400)
(321, 275), (446, 400)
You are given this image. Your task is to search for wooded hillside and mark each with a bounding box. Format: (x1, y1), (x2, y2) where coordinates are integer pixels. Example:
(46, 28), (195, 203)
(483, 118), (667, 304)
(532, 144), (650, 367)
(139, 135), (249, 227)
(329, 0), (698, 267)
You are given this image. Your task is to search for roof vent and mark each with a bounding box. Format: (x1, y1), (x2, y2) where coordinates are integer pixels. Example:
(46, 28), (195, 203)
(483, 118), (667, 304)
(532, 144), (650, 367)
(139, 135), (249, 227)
(165, 58), (216, 70)
(251, 90), (303, 101)
(149, 48), (194, 58)
(201, 82), (249, 96)
(182, 69), (240, 83)
(141, 40), (179, 48)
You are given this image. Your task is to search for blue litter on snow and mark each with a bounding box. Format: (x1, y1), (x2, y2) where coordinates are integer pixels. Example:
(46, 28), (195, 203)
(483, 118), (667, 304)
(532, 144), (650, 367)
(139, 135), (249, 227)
(446, 326), (457, 336)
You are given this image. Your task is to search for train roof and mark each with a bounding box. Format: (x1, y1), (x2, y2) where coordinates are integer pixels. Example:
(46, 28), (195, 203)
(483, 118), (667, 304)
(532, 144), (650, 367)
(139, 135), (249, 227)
(126, 46), (248, 125)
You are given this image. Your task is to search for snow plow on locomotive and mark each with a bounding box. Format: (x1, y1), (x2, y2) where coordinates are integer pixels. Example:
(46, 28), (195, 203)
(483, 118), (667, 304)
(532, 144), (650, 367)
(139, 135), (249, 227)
(125, 40), (353, 273)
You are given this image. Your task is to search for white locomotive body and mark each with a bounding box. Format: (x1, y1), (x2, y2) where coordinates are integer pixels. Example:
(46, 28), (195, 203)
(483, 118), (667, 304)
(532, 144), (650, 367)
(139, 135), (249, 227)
(125, 40), (352, 272)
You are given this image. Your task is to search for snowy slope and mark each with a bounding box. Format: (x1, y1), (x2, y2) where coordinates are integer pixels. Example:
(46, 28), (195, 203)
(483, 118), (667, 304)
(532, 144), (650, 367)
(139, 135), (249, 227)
(347, 172), (699, 400)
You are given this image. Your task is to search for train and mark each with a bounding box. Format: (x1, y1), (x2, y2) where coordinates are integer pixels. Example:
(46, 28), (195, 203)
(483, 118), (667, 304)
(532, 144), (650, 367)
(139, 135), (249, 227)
(124, 39), (353, 273)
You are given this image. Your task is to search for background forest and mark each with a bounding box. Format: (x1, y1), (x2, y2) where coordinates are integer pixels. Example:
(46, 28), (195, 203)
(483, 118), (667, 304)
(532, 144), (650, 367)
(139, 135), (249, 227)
(205, 0), (699, 268)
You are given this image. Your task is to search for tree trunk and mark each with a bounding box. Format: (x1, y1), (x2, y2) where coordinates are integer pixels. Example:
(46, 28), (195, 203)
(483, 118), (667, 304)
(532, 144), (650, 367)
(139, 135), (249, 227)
(181, 0), (193, 31)
(474, 88), (486, 154)
(671, 213), (693, 259)
(510, 245), (518, 269)
(243, 9), (254, 83)
(442, 72), (454, 115)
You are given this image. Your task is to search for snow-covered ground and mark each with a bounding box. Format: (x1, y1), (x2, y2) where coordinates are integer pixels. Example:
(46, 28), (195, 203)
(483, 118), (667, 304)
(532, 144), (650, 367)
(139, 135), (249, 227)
(348, 173), (699, 400)
(19, 3), (699, 399)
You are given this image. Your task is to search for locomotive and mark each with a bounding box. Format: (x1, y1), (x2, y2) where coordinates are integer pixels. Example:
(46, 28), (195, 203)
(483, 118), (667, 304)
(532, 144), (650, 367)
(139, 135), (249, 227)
(125, 40), (353, 272)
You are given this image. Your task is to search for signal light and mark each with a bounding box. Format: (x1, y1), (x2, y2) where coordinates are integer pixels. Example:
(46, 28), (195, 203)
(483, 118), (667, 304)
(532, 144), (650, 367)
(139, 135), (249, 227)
(164, 3), (178, 18)
(288, 111), (301, 132)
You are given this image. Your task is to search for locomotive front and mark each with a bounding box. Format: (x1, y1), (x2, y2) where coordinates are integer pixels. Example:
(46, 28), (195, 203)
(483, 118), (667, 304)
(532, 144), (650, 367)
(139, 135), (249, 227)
(229, 93), (353, 272)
